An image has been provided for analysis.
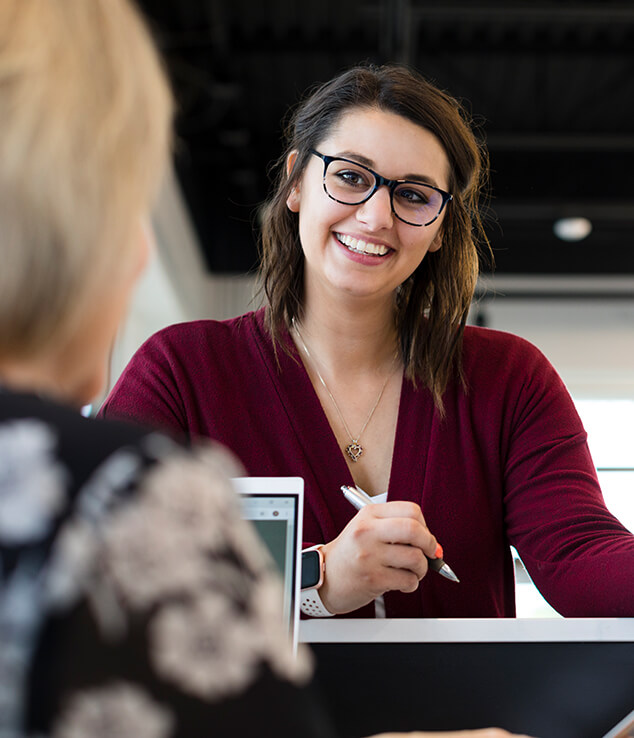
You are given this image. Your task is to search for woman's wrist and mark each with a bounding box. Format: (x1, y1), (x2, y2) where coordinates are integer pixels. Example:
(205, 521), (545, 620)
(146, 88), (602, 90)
(300, 544), (335, 617)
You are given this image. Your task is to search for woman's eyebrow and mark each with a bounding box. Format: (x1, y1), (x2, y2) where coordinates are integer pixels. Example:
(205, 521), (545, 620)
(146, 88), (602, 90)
(336, 150), (440, 187)
(337, 150), (375, 168)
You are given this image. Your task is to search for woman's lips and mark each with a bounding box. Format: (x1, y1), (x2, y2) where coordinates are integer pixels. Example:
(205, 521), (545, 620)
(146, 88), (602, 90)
(335, 232), (392, 257)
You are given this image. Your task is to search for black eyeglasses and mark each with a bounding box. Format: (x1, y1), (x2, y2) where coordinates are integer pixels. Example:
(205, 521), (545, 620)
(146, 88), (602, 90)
(309, 149), (452, 227)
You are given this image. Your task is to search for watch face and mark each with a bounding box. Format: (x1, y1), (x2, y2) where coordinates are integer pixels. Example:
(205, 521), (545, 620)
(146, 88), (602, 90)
(301, 549), (322, 590)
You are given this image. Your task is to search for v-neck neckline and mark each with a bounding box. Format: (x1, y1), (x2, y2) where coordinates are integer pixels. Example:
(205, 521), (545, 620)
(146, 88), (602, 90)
(250, 308), (436, 554)
(254, 311), (433, 502)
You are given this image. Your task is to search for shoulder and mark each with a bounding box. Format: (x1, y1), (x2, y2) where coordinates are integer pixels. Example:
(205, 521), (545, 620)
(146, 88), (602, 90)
(0, 390), (173, 501)
(457, 326), (574, 421)
(461, 325), (554, 379)
(127, 308), (271, 390)
(143, 310), (264, 355)
(0, 393), (240, 584)
(122, 309), (273, 393)
(99, 310), (272, 430)
(0, 389), (150, 452)
(463, 324), (545, 361)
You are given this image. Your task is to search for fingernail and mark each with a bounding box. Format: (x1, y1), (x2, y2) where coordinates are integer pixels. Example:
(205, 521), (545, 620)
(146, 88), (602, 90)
(435, 543), (443, 559)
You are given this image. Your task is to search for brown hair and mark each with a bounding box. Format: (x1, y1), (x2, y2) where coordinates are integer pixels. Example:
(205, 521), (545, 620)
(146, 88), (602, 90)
(0, 0), (172, 359)
(259, 64), (489, 410)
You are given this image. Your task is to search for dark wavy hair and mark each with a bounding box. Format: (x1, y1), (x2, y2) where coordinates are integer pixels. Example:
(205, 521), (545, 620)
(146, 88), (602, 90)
(258, 64), (489, 411)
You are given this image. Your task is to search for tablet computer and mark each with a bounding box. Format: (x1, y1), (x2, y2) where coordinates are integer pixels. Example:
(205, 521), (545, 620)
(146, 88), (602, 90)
(232, 476), (303, 651)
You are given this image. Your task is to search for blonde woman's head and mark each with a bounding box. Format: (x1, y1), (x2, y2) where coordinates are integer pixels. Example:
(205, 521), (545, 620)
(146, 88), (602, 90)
(0, 0), (172, 367)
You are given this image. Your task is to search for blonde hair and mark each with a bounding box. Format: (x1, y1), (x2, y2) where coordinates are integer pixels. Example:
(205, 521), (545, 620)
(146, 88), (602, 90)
(0, 0), (172, 359)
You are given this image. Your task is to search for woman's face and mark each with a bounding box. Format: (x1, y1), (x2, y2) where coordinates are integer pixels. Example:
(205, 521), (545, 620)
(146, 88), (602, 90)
(287, 106), (451, 305)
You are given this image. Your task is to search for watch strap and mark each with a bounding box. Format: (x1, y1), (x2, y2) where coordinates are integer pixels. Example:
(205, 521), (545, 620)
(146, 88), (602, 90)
(300, 588), (334, 617)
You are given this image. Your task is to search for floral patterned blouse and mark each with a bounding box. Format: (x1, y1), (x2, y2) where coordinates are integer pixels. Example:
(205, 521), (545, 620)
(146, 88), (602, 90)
(0, 389), (333, 738)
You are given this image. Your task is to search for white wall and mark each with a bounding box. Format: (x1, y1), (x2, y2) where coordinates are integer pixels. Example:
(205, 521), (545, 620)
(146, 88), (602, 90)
(470, 296), (634, 401)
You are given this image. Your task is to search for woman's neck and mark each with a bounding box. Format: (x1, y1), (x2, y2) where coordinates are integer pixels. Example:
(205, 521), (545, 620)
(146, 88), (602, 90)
(296, 293), (400, 376)
(0, 354), (92, 408)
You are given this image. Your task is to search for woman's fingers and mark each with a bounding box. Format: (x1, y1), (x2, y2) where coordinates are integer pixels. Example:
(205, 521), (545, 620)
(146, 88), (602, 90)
(353, 502), (439, 559)
(318, 500), (442, 613)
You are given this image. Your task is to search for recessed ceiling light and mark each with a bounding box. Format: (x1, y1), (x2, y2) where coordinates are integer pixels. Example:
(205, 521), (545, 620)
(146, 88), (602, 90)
(553, 217), (593, 242)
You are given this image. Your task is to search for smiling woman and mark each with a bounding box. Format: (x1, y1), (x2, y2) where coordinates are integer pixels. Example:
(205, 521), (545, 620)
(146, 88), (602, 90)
(286, 108), (449, 322)
(101, 64), (634, 623)
(262, 70), (487, 411)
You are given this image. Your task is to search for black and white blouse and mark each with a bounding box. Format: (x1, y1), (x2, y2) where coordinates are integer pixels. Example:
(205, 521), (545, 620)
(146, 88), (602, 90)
(0, 390), (333, 738)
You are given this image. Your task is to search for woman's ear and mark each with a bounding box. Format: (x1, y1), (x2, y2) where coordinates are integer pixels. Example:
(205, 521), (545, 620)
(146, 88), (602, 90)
(286, 150), (300, 212)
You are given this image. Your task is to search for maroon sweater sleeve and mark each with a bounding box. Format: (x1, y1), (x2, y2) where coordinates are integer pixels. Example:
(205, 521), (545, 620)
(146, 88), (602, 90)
(478, 329), (634, 616)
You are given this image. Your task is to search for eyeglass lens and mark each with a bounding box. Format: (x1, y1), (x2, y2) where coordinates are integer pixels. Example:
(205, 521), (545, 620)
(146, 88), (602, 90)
(323, 158), (444, 226)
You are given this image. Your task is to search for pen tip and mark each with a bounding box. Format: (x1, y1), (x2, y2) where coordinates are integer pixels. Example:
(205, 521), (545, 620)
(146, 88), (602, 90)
(441, 564), (460, 583)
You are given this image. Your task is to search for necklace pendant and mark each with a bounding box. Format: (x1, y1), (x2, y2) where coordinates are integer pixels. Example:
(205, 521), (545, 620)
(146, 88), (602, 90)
(345, 440), (364, 462)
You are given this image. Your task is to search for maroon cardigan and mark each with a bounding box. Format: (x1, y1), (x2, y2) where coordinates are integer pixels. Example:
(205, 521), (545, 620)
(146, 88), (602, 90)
(100, 309), (634, 618)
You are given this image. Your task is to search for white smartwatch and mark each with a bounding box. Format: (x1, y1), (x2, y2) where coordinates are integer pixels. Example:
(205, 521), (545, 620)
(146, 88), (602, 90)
(300, 545), (334, 617)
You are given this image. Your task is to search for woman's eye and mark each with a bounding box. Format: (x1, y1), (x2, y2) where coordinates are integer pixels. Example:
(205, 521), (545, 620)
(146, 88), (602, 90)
(336, 169), (370, 188)
(396, 187), (430, 206)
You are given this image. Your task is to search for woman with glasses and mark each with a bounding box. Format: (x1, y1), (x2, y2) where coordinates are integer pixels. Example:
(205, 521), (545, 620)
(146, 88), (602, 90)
(101, 65), (634, 620)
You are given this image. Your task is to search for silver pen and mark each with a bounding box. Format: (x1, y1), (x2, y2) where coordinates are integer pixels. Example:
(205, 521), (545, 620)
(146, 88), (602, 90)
(340, 484), (460, 583)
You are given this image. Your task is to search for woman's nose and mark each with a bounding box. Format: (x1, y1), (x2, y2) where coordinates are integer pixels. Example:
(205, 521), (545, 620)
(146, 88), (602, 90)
(355, 185), (394, 230)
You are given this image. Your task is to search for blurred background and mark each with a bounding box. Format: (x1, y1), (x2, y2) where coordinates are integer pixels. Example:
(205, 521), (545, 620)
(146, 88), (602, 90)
(142, 0), (634, 274)
(110, 0), (634, 613)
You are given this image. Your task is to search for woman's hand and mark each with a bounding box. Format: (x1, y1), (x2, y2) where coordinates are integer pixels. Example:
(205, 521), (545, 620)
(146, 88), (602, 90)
(319, 501), (439, 614)
(369, 730), (536, 738)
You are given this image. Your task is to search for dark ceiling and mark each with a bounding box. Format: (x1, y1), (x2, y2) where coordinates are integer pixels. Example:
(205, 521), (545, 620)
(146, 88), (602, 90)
(137, 0), (634, 283)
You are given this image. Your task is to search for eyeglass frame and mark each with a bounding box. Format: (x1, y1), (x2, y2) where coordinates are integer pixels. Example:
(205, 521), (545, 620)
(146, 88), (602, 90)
(308, 148), (453, 227)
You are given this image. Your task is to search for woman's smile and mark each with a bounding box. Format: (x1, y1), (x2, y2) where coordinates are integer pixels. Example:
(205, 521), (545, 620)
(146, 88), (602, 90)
(289, 106), (450, 301)
(334, 232), (393, 258)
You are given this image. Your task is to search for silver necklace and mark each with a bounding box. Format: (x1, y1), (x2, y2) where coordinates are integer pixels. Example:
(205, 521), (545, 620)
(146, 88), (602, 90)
(292, 318), (396, 463)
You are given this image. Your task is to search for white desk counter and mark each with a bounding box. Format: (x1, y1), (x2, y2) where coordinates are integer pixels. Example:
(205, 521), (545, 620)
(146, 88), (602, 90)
(301, 616), (634, 642)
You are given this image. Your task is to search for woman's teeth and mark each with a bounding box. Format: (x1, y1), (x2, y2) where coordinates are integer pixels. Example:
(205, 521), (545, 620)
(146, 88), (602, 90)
(336, 233), (389, 256)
